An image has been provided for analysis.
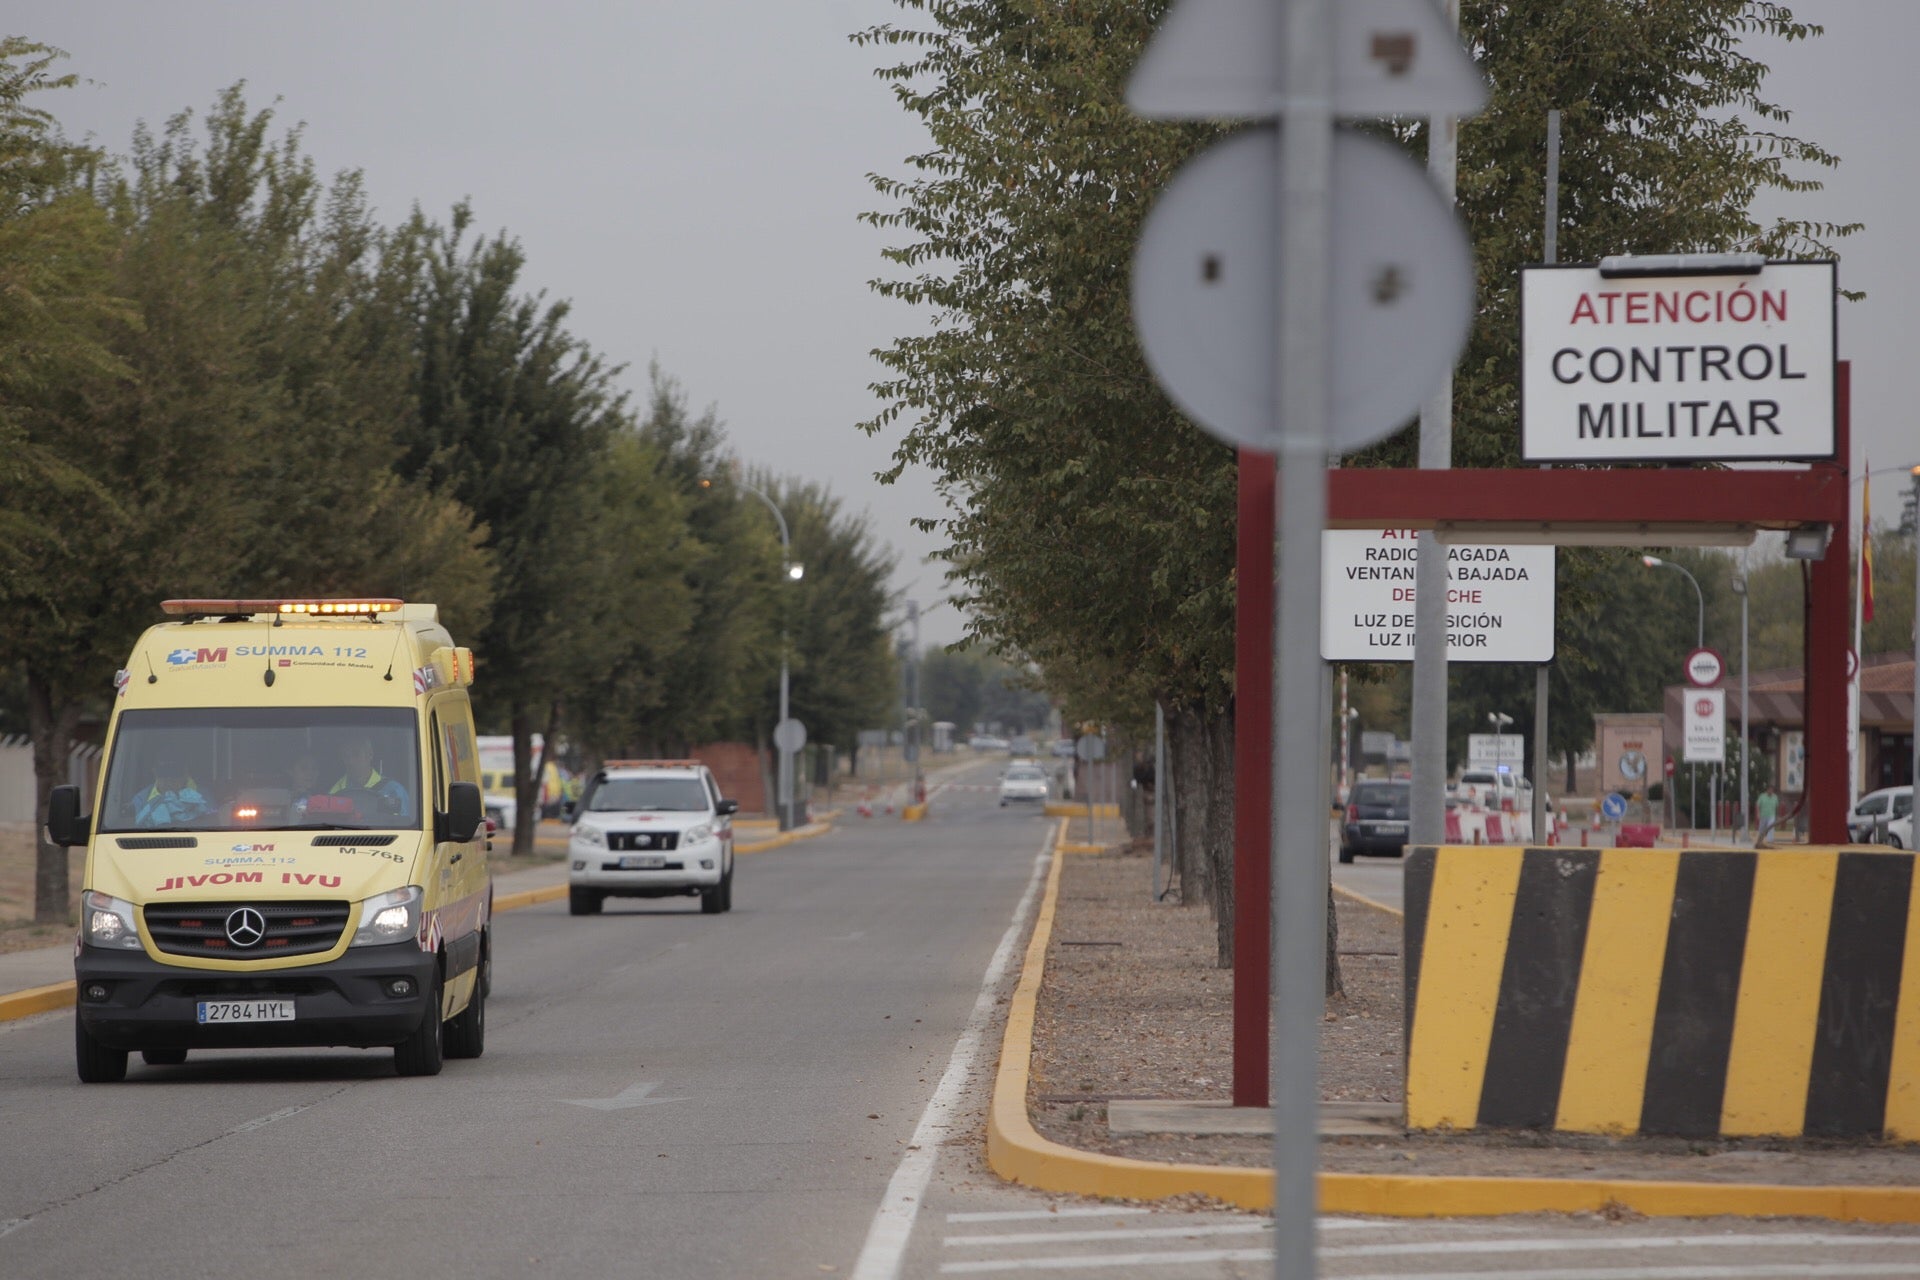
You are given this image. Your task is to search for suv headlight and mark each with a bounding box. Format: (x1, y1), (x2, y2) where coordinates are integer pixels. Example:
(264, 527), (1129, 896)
(350, 885), (422, 948)
(84, 891), (144, 951)
(682, 823), (713, 845)
(572, 824), (606, 848)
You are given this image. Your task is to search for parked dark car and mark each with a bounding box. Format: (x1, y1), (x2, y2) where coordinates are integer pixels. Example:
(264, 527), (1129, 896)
(1340, 779), (1410, 863)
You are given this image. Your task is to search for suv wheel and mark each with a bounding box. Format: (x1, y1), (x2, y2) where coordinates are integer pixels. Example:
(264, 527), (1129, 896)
(568, 887), (604, 916)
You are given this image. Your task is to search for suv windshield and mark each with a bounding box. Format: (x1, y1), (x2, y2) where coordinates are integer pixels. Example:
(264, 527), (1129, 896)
(587, 778), (709, 812)
(99, 706), (420, 833)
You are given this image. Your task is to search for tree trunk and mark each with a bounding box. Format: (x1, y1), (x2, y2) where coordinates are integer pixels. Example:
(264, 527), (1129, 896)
(1165, 702), (1236, 967)
(511, 704), (537, 856)
(1326, 878), (1345, 1000)
(27, 670), (82, 925)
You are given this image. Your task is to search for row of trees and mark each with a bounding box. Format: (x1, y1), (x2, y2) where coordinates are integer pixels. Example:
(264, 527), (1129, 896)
(0, 42), (897, 920)
(856, 0), (1854, 966)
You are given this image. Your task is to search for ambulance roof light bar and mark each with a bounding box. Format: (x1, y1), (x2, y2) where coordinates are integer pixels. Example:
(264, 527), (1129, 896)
(161, 598), (405, 618)
(1597, 252), (1766, 278)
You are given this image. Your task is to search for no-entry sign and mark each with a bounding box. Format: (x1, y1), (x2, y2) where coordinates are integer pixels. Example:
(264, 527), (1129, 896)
(1519, 260), (1834, 463)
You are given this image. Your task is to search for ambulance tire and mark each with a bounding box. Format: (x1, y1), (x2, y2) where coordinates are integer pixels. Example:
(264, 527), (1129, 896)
(444, 965), (486, 1061)
(142, 1048), (188, 1066)
(76, 1017), (128, 1083)
(393, 967), (445, 1077)
(569, 887), (604, 916)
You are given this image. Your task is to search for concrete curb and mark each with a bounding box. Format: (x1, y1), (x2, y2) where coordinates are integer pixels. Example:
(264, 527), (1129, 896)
(1332, 881), (1404, 919)
(0, 814), (840, 1028)
(984, 824), (1920, 1221)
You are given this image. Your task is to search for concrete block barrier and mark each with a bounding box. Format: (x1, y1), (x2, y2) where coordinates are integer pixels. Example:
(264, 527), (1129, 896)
(1405, 844), (1920, 1140)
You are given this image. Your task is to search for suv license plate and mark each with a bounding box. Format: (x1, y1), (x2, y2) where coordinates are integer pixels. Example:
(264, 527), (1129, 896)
(197, 999), (295, 1024)
(620, 855), (667, 870)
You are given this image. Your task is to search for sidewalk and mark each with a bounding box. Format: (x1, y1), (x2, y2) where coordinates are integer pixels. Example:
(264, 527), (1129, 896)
(990, 824), (1920, 1222)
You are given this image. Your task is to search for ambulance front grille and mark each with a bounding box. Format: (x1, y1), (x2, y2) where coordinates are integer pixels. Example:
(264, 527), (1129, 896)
(143, 900), (352, 959)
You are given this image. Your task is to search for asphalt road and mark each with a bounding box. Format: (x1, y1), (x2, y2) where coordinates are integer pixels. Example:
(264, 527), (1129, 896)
(5, 758), (1920, 1278)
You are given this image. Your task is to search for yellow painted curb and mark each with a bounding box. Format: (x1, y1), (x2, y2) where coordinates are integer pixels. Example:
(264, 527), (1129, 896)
(984, 824), (1920, 1221)
(902, 803), (927, 823)
(0, 980), (77, 1022)
(737, 820), (835, 855)
(494, 883), (568, 913)
(1057, 842), (1108, 855)
(1332, 881), (1404, 919)
(1045, 802), (1119, 819)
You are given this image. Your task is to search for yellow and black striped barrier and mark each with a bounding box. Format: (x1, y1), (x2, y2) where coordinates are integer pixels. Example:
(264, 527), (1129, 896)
(1405, 844), (1920, 1140)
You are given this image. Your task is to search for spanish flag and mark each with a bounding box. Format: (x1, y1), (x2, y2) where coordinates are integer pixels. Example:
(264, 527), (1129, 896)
(1863, 473), (1876, 624)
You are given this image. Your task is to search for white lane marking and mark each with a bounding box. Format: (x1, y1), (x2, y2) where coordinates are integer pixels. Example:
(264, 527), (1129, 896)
(1323, 1233), (1920, 1259)
(945, 1208), (1152, 1224)
(946, 1222), (1272, 1247)
(941, 1247), (1273, 1273)
(559, 1080), (686, 1111)
(849, 828), (1056, 1280)
(226, 1103), (315, 1135)
(1339, 1266), (1920, 1280)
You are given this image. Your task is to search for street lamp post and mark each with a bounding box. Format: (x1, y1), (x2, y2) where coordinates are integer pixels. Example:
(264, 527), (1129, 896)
(1732, 573), (1750, 838)
(738, 481), (804, 831)
(1488, 711), (1514, 809)
(1643, 555), (1704, 828)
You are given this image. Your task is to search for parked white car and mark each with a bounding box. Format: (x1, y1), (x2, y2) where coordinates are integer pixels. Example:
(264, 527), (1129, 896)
(1850, 786), (1913, 846)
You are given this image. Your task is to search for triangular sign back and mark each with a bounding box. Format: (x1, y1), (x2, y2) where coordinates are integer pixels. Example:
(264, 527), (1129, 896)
(1127, 0), (1488, 121)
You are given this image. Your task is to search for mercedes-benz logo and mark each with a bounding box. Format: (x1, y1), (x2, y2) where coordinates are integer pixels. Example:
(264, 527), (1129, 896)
(224, 906), (267, 948)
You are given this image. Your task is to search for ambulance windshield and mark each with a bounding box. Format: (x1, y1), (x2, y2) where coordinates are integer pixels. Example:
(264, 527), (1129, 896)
(99, 706), (420, 833)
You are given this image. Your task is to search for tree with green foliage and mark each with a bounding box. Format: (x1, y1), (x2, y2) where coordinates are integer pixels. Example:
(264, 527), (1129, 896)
(400, 204), (629, 853)
(631, 368), (782, 752)
(859, 0), (1847, 967)
(758, 475), (899, 757)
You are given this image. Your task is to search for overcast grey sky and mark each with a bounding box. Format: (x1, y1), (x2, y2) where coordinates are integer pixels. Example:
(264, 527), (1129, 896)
(11, 2), (1912, 648)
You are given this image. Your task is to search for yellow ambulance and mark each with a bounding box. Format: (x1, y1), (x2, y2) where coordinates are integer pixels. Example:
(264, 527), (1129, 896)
(48, 598), (491, 1082)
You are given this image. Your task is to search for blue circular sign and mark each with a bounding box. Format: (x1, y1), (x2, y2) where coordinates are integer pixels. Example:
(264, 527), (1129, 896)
(1600, 792), (1628, 821)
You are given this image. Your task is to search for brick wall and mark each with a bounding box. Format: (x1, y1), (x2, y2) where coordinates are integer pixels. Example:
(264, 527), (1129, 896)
(693, 742), (768, 816)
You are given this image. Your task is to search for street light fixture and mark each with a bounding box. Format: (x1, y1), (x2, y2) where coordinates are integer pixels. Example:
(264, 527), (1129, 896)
(736, 480), (804, 832)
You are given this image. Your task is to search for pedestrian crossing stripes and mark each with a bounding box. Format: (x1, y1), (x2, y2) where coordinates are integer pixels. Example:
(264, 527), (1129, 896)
(932, 1209), (1920, 1277)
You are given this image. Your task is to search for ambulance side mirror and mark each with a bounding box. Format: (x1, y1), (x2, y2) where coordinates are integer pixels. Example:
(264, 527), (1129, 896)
(48, 785), (89, 847)
(443, 782), (484, 844)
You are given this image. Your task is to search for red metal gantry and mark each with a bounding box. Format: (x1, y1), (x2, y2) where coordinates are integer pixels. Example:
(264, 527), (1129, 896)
(1229, 364), (1853, 1109)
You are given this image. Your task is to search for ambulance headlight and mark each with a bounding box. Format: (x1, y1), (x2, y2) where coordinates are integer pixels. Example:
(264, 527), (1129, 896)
(572, 825), (606, 848)
(682, 823), (713, 845)
(350, 885), (421, 947)
(84, 891), (144, 951)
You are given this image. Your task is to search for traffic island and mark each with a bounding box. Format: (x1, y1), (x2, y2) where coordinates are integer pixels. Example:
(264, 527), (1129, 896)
(990, 834), (1920, 1220)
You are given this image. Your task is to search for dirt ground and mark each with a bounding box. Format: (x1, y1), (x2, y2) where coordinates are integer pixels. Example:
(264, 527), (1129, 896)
(0, 824), (560, 957)
(1030, 840), (1920, 1187)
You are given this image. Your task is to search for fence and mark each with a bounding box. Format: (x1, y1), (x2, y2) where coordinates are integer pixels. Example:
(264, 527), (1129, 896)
(0, 737), (102, 824)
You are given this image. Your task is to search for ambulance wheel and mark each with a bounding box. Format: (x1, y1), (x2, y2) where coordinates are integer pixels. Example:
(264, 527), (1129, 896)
(393, 968), (445, 1077)
(141, 1048), (188, 1066)
(569, 887), (603, 916)
(76, 1017), (128, 1083)
(443, 968), (486, 1061)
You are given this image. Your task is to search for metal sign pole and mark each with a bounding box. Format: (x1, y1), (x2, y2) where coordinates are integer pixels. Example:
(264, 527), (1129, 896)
(1270, 0), (1332, 1272)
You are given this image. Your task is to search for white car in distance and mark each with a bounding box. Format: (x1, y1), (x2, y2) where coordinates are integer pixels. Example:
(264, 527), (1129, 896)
(1000, 762), (1050, 807)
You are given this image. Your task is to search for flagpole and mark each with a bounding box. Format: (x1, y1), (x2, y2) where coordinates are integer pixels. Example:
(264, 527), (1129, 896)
(1850, 459), (1867, 814)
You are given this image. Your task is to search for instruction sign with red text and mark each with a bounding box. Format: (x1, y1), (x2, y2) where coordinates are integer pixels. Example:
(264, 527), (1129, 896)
(1520, 261), (1834, 463)
(1320, 530), (1555, 662)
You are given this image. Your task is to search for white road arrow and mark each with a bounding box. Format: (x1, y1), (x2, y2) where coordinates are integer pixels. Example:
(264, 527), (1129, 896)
(560, 1081), (687, 1111)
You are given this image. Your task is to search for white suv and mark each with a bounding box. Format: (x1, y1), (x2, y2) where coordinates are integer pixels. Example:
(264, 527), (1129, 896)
(568, 760), (736, 915)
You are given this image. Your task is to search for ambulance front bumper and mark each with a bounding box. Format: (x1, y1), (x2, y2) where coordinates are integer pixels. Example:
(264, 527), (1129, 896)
(74, 940), (438, 1051)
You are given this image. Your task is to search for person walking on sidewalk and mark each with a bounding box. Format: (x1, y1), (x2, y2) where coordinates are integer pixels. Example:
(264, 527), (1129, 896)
(1753, 785), (1780, 849)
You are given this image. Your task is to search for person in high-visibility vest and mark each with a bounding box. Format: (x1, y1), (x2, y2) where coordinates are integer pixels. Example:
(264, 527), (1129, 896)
(135, 760), (208, 827)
